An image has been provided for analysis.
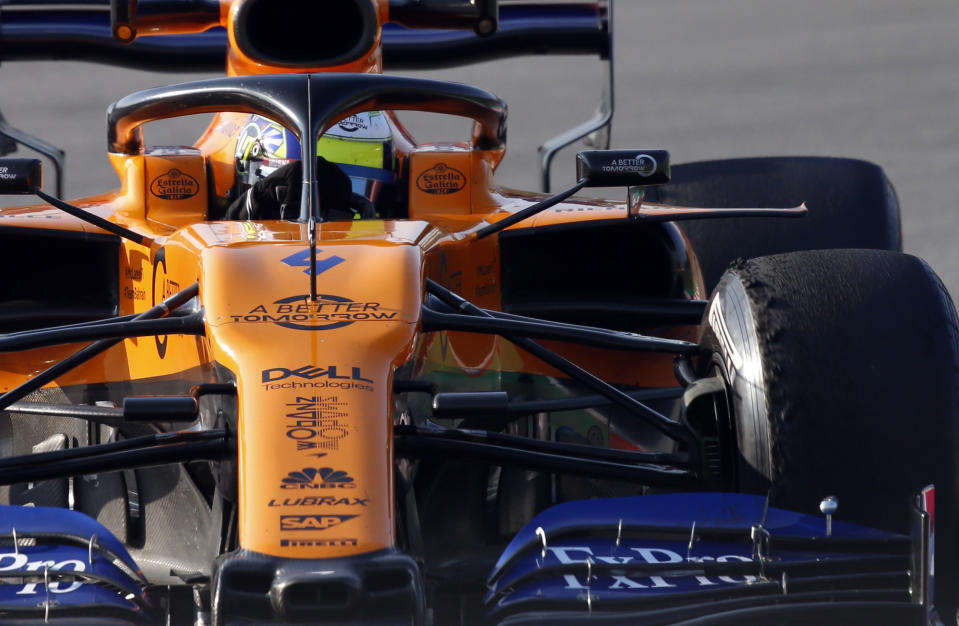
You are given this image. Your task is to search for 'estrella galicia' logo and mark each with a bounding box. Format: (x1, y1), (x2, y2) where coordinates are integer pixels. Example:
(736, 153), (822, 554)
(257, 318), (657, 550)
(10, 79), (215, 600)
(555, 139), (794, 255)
(150, 169), (199, 200)
(416, 163), (466, 195)
(281, 467), (356, 490)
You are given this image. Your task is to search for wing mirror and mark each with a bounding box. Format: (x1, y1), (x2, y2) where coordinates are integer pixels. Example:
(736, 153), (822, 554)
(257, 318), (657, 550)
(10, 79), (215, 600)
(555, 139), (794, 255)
(0, 158), (42, 195)
(576, 150), (670, 187)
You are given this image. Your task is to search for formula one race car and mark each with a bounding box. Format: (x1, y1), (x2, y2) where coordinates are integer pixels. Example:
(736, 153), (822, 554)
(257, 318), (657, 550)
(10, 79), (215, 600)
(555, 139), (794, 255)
(0, 1), (954, 624)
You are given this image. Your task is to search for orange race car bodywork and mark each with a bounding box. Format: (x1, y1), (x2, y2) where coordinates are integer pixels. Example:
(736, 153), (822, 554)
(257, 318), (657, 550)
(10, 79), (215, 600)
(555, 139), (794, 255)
(0, 120), (698, 561)
(0, 0), (706, 567)
(0, 1), (942, 624)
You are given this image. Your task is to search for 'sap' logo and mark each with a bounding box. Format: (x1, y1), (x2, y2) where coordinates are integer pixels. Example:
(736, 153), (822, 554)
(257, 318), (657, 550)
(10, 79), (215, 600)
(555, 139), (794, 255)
(280, 515), (357, 531)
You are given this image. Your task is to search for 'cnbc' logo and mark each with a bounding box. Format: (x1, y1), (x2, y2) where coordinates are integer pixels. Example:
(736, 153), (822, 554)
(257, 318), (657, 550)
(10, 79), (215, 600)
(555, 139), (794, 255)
(281, 467), (356, 489)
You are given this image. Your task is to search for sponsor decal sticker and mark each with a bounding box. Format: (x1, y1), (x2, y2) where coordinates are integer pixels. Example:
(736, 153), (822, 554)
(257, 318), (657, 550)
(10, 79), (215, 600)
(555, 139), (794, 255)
(281, 538), (357, 548)
(416, 163), (466, 195)
(262, 365), (373, 392)
(337, 115), (368, 133)
(708, 294), (745, 387)
(284, 395), (350, 452)
(326, 111), (391, 140)
(233, 294), (397, 331)
(281, 467), (356, 490)
(0, 553), (86, 595)
(0, 213), (60, 220)
(123, 285), (146, 301)
(268, 496), (369, 507)
(122, 266), (146, 301)
(281, 248), (345, 276)
(600, 153), (657, 177)
(150, 169), (199, 200)
(280, 514), (357, 531)
(150, 247), (183, 359)
(541, 546), (756, 590)
(475, 261), (496, 297)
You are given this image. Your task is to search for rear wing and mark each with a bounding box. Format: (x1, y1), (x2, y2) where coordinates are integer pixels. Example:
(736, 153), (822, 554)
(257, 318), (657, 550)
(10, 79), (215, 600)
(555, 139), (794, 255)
(0, 2), (608, 71)
(0, 0), (612, 192)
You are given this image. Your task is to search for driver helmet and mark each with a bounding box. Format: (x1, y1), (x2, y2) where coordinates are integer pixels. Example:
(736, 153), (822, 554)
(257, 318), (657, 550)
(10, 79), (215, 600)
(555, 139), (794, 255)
(234, 111), (396, 211)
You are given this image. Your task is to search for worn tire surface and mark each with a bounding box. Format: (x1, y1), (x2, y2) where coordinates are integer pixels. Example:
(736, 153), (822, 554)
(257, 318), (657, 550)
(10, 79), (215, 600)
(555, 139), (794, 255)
(700, 248), (959, 616)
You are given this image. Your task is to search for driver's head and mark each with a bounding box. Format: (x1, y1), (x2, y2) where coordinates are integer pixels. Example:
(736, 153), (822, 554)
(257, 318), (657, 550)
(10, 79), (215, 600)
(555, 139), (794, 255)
(234, 112), (396, 214)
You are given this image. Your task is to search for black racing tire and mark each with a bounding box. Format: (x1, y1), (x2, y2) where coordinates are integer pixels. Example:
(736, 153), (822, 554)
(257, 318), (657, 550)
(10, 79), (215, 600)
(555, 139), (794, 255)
(643, 157), (901, 292)
(699, 249), (959, 618)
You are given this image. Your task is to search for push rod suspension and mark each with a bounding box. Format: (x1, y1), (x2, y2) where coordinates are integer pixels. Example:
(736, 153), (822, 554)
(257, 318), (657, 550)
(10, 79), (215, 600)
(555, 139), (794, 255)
(0, 429), (231, 486)
(421, 305), (697, 354)
(493, 299), (709, 327)
(424, 280), (698, 452)
(4, 384), (235, 427)
(4, 401), (125, 427)
(0, 311), (204, 352)
(395, 426), (695, 487)
(506, 386), (683, 416)
(398, 425), (688, 467)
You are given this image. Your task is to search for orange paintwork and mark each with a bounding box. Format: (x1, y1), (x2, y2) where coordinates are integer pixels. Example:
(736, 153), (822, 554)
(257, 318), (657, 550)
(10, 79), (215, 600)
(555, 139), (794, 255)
(143, 151), (209, 229)
(0, 0), (708, 563)
(0, 184), (697, 559)
(0, 204), (91, 233)
(409, 144), (473, 219)
(193, 112), (248, 199)
(224, 0), (387, 76)
(201, 238), (421, 558)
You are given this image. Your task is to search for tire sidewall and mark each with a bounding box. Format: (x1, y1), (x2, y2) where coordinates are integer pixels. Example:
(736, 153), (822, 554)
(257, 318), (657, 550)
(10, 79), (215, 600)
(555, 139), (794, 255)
(699, 271), (773, 494)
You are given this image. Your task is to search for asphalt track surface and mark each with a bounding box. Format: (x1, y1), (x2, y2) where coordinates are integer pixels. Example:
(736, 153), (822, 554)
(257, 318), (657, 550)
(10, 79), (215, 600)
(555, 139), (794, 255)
(1, 0), (958, 298)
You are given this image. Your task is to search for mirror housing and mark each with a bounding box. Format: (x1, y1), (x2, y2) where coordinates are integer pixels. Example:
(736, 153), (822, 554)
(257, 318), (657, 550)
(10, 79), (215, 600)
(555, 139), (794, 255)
(0, 158), (42, 195)
(576, 150), (670, 187)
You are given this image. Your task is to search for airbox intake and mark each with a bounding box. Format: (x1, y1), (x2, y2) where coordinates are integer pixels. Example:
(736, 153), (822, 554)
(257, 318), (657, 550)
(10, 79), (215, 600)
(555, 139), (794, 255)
(232, 0), (378, 68)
